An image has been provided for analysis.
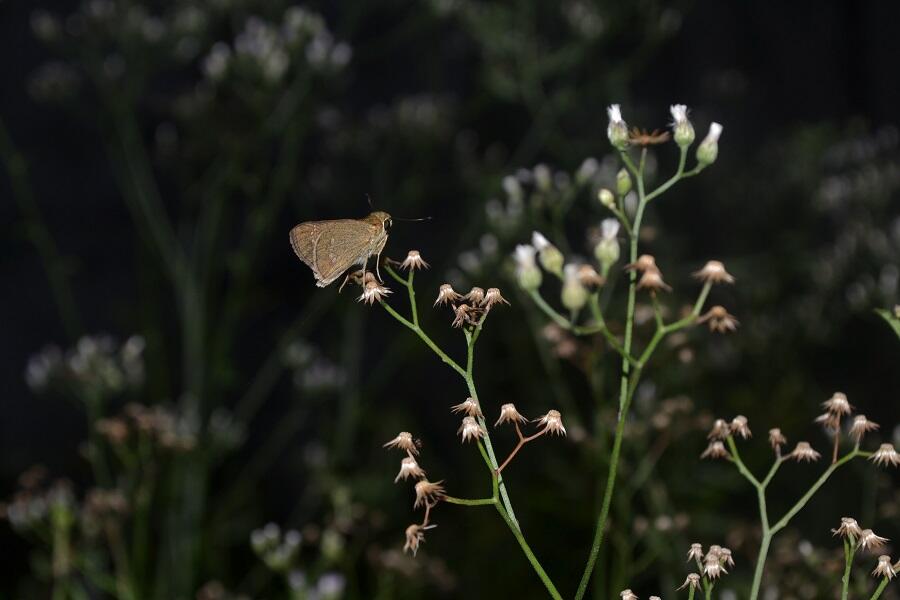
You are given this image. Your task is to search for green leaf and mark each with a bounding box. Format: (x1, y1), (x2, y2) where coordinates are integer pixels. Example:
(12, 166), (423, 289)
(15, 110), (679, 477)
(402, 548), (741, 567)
(875, 308), (900, 340)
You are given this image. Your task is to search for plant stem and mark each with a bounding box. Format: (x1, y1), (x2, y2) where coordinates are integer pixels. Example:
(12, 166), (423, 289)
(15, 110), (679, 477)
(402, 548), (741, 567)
(869, 577), (891, 600)
(495, 503), (563, 600)
(841, 536), (857, 600)
(444, 496), (496, 506)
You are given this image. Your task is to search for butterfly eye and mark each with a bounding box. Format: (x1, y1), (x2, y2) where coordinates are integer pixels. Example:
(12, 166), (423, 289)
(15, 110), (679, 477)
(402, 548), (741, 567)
(385, 219), (392, 231)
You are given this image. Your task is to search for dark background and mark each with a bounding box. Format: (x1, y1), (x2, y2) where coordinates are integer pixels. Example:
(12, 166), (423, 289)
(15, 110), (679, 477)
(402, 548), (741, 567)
(2, 1), (899, 598)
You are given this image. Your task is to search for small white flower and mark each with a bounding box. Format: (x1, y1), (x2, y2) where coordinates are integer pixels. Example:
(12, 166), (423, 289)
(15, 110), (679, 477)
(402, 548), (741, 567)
(600, 218), (620, 241)
(670, 104), (689, 124)
(531, 231), (551, 250)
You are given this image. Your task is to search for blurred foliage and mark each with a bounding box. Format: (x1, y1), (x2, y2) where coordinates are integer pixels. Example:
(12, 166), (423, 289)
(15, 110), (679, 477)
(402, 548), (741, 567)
(1, 0), (899, 599)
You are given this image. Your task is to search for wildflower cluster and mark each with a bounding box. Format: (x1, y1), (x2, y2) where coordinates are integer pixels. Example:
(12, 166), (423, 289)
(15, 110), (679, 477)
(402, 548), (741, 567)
(696, 393), (898, 600)
(831, 516), (898, 597)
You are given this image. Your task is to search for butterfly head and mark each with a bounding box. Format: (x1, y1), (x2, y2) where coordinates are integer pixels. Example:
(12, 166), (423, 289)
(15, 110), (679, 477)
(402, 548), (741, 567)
(365, 211), (392, 232)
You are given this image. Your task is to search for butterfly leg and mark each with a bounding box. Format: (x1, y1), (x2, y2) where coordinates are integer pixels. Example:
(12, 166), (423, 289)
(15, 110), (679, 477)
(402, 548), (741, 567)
(375, 249), (384, 283)
(339, 269), (366, 293)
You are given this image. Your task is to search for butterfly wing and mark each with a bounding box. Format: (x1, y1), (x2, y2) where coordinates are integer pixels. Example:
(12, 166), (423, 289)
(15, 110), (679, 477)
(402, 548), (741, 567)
(290, 219), (384, 287)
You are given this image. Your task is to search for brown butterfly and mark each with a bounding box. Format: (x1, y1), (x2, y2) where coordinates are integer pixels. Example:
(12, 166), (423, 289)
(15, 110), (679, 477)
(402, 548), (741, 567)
(289, 211), (392, 288)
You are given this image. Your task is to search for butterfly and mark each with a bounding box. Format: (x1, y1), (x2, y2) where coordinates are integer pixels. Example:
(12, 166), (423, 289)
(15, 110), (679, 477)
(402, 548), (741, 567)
(289, 211), (392, 288)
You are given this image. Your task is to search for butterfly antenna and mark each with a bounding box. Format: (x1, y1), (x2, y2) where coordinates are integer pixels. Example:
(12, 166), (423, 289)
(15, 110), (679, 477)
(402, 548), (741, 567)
(393, 215), (433, 222)
(366, 194), (375, 210)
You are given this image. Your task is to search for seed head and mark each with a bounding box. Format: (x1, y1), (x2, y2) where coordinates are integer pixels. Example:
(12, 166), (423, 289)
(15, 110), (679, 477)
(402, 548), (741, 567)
(457, 416), (485, 443)
(625, 254), (657, 273)
(815, 412), (843, 432)
(358, 281), (392, 305)
(576, 264), (605, 288)
(869, 443), (900, 468)
(698, 306), (739, 333)
(849, 415), (879, 442)
(692, 260), (735, 285)
(822, 392), (853, 416)
(619, 590), (638, 600)
(413, 480), (445, 508)
(768, 428), (787, 451)
(383, 432), (418, 455)
(788, 441), (821, 462)
(872, 555), (896, 580)
(464, 287), (485, 305)
(677, 574), (701, 591)
(720, 547), (735, 567)
(451, 397), (483, 418)
(535, 410), (567, 436)
(703, 551), (727, 579)
(400, 250), (429, 271)
(730, 415), (752, 439)
(832, 517), (863, 540)
(403, 523), (436, 556)
(495, 403), (528, 427)
(701, 441), (729, 460)
(637, 267), (672, 293)
(482, 288), (510, 309)
(707, 419), (731, 440)
(395, 457), (426, 483)
(858, 529), (889, 551)
(686, 543), (704, 562)
(451, 304), (481, 328)
(434, 283), (463, 306)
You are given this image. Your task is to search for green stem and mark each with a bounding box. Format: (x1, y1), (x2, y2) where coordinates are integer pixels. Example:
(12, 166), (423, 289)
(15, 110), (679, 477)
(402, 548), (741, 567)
(495, 503), (563, 600)
(379, 301), (466, 378)
(841, 536), (857, 600)
(869, 577), (891, 600)
(444, 496), (496, 506)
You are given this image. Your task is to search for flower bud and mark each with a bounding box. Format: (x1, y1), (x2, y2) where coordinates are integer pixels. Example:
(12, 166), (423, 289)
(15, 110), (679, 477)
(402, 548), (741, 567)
(532, 231), (563, 277)
(594, 219), (621, 274)
(616, 168), (632, 196)
(696, 122), (722, 166)
(597, 188), (616, 210)
(607, 104), (629, 149)
(514, 244), (542, 291)
(561, 265), (589, 311)
(670, 104), (695, 147)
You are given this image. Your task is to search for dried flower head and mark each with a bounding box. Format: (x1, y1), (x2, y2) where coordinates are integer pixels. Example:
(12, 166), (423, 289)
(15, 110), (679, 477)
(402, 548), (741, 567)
(413, 480), (446, 508)
(788, 441), (821, 462)
(708, 419), (731, 440)
(403, 523), (436, 556)
(400, 250), (429, 271)
(629, 127), (671, 146)
(482, 288), (510, 309)
(576, 264), (605, 288)
(395, 457), (426, 483)
(849, 415), (879, 442)
(358, 280), (391, 305)
(692, 260), (735, 285)
(451, 397), (483, 418)
(619, 590), (639, 600)
(535, 410), (567, 436)
(457, 417), (485, 443)
(625, 254), (657, 273)
(687, 543), (704, 562)
(858, 529), (889, 551)
(637, 267), (672, 293)
(677, 573), (701, 591)
(703, 551), (727, 579)
(700, 441), (729, 460)
(495, 403), (528, 427)
(698, 306), (739, 333)
(872, 555), (896, 580)
(869, 443), (900, 468)
(822, 392), (853, 416)
(451, 304), (482, 328)
(730, 415), (752, 439)
(814, 411), (842, 432)
(720, 547), (735, 568)
(383, 432), (418, 455)
(768, 428), (787, 451)
(434, 283), (463, 307)
(465, 287), (485, 305)
(832, 517), (863, 540)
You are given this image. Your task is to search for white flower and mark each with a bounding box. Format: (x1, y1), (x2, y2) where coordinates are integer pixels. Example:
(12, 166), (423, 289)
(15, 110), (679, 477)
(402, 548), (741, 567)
(514, 244), (538, 269)
(531, 231), (551, 250)
(670, 104), (689, 124)
(601, 218), (620, 241)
